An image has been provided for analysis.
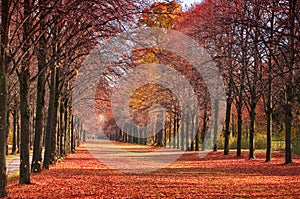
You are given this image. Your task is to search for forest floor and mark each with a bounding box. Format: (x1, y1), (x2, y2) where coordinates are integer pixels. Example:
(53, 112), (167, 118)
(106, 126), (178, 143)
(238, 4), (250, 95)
(5, 140), (300, 199)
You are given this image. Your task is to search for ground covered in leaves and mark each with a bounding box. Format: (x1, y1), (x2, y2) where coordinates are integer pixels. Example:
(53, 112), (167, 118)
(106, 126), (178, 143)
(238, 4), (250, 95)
(6, 141), (300, 198)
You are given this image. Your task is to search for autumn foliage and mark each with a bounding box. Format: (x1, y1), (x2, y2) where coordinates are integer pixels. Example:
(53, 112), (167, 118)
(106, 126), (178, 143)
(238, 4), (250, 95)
(6, 143), (300, 198)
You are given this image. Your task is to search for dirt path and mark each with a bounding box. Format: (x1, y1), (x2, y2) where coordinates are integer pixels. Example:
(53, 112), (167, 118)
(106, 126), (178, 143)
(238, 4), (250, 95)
(6, 140), (300, 198)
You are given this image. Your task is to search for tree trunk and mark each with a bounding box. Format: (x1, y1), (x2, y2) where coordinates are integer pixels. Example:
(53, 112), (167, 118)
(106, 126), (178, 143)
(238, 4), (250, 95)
(71, 115), (75, 153)
(64, 98), (71, 155)
(0, 38), (8, 198)
(176, 114), (180, 149)
(284, 0), (296, 165)
(185, 111), (190, 150)
(285, 103), (293, 164)
(59, 99), (65, 157)
(19, 67), (31, 184)
(50, 68), (60, 162)
(224, 98), (232, 155)
(19, 0), (32, 185)
(266, 110), (272, 162)
(43, 68), (56, 169)
(0, 71), (7, 194)
(168, 116), (172, 148)
(143, 126), (147, 145)
(17, 110), (20, 153)
(201, 111), (207, 151)
(195, 127), (199, 151)
(157, 129), (163, 146)
(32, 13), (47, 172)
(213, 99), (219, 152)
(172, 114), (176, 148)
(180, 114), (184, 150)
(12, 108), (17, 155)
(264, 0), (275, 163)
(249, 105), (256, 159)
(236, 104), (243, 157)
(6, 112), (10, 156)
(190, 113), (195, 151)
(56, 106), (61, 159)
(0, 0), (9, 194)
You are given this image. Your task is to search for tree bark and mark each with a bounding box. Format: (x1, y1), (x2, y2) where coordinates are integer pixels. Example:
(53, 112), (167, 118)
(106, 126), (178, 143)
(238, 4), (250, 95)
(201, 110), (207, 151)
(284, 0), (296, 165)
(224, 97), (232, 155)
(213, 99), (219, 152)
(71, 115), (75, 153)
(185, 111), (190, 150)
(249, 105), (256, 159)
(43, 68), (56, 169)
(6, 112), (9, 156)
(266, 109), (272, 162)
(180, 113), (185, 150)
(12, 107), (17, 155)
(32, 2), (47, 171)
(190, 113), (195, 151)
(236, 103), (243, 157)
(50, 68), (60, 162)
(285, 103), (293, 164)
(19, 67), (31, 184)
(0, 0), (9, 195)
(19, 0), (32, 185)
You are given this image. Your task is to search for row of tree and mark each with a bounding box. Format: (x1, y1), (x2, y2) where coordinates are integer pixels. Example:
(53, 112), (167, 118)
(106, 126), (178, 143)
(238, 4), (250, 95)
(178, 0), (299, 163)
(0, 0), (147, 197)
(99, 0), (299, 167)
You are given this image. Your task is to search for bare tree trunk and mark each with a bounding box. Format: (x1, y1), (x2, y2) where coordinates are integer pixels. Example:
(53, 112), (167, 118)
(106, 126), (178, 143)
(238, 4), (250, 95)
(195, 127), (199, 151)
(236, 103), (243, 157)
(264, 2), (276, 163)
(285, 103), (293, 164)
(71, 115), (75, 153)
(6, 112), (10, 156)
(50, 68), (60, 162)
(19, 0), (32, 185)
(0, 75), (7, 194)
(190, 113), (195, 151)
(0, 75), (7, 195)
(213, 99), (219, 152)
(224, 97), (232, 155)
(176, 114), (180, 149)
(43, 67), (56, 169)
(19, 68), (31, 184)
(32, 1), (47, 171)
(172, 114), (176, 148)
(180, 113), (184, 151)
(64, 98), (71, 155)
(284, 0), (296, 165)
(0, 0), (9, 194)
(201, 111), (207, 151)
(12, 107), (18, 155)
(17, 110), (20, 153)
(266, 109), (272, 162)
(249, 105), (256, 159)
(59, 99), (65, 157)
(185, 111), (190, 150)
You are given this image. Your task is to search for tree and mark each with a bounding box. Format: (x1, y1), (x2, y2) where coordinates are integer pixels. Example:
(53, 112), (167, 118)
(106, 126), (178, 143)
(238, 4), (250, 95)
(31, 0), (50, 173)
(281, 0), (299, 164)
(19, 0), (33, 184)
(0, 0), (10, 195)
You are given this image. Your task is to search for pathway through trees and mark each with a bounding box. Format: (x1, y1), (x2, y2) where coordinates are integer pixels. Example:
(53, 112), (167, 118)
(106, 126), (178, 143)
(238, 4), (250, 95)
(6, 141), (300, 198)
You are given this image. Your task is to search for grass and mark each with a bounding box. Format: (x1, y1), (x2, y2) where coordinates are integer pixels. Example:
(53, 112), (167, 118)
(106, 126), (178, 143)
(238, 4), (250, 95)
(6, 154), (18, 161)
(7, 172), (19, 182)
(293, 143), (300, 155)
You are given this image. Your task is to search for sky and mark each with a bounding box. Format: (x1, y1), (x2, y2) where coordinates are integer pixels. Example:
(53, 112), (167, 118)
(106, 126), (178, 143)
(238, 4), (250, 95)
(180, 0), (202, 9)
